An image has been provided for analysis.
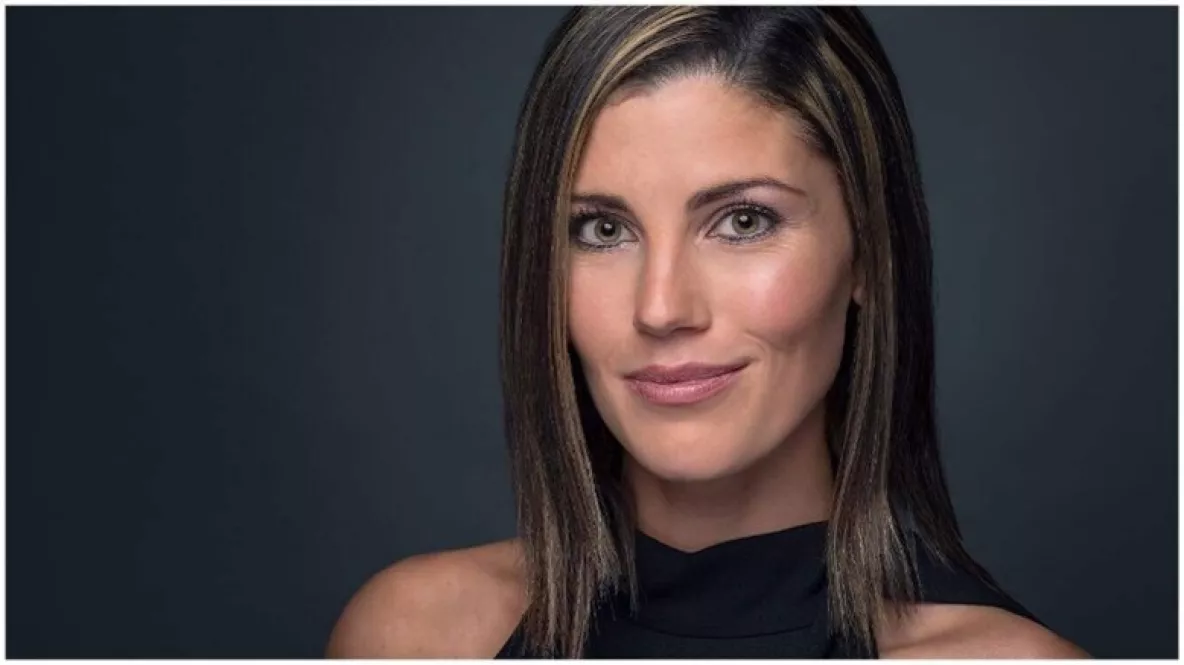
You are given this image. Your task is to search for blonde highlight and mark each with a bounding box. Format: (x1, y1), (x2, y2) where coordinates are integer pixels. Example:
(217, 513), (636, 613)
(500, 7), (1008, 657)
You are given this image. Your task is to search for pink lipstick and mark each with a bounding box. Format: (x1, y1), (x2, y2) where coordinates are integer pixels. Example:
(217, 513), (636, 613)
(624, 361), (748, 406)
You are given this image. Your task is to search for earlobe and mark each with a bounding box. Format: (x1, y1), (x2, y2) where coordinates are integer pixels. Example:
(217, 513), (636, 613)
(851, 266), (865, 307)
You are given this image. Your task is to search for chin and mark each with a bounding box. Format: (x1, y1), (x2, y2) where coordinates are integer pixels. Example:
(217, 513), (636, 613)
(620, 430), (759, 483)
(592, 382), (772, 483)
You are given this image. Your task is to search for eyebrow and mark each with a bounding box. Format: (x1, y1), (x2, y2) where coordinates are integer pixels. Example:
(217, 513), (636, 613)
(570, 177), (808, 214)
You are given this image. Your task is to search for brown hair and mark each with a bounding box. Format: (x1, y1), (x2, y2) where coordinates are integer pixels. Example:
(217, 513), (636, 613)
(500, 6), (1004, 657)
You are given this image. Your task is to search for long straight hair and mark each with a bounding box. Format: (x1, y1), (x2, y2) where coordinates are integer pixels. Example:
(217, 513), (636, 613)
(500, 6), (1003, 657)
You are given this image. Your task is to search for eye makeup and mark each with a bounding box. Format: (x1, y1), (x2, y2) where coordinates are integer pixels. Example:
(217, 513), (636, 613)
(567, 196), (789, 252)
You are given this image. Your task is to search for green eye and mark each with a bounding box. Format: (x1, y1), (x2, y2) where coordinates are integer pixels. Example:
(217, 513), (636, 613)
(571, 214), (638, 250)
(591, 220), (624, 243)
(710, 205), (782, 243)
(721, 211), (766, 236)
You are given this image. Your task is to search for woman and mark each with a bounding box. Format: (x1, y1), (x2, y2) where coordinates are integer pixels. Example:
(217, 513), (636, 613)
(328, 7), (1088, 658)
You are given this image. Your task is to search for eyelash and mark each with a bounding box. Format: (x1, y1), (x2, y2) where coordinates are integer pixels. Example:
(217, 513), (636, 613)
(568, 197), (785, 252)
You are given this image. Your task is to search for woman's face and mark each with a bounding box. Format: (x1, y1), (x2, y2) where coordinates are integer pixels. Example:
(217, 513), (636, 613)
(567, 76), (862, 482)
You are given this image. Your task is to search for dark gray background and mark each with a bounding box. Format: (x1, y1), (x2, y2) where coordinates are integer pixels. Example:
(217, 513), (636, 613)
(8, 6), (1176, 658)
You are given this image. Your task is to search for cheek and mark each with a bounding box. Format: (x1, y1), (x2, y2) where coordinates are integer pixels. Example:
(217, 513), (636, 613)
(567, 260), (643, 443)
(714, 246), (851, 342)
(567, 260), (631, 379)
(714, 244), (854, 423)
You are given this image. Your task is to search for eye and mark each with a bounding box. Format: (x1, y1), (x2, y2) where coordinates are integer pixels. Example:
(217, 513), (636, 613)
(570, 213), (638, 250)
(709, 205), (781, 243)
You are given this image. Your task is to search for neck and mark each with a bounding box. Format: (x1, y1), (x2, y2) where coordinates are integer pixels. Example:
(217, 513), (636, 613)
(624, 401), (834, 553)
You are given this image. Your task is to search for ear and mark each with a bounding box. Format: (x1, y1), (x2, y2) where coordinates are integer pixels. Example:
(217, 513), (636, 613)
(851, 259), (866, 308)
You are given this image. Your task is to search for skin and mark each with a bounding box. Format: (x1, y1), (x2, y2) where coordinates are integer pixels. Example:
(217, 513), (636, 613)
(566, 75), (855, 551)
(326, 76), (1089, 659)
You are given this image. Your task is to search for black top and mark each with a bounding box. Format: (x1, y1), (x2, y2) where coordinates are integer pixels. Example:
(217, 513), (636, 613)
(496, 520), (1041, 658)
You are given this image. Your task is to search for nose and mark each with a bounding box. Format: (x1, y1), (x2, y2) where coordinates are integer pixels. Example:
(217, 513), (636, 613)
(633, 243), (710, 338)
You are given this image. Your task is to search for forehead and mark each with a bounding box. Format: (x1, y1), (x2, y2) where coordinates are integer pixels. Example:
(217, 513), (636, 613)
(574, 76), (823, 195)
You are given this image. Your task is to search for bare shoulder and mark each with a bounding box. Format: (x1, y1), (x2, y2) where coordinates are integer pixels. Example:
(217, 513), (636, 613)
(878, 603), (1090, 659)
(326, 538), (528, 658)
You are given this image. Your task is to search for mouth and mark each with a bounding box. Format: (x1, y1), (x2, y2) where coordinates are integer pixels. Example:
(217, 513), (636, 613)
(624, 361), (749, 407)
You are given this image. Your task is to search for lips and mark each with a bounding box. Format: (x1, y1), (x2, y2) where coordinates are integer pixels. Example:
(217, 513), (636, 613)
(624, 361), (749, 406)
(625, 361), (749, 384)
